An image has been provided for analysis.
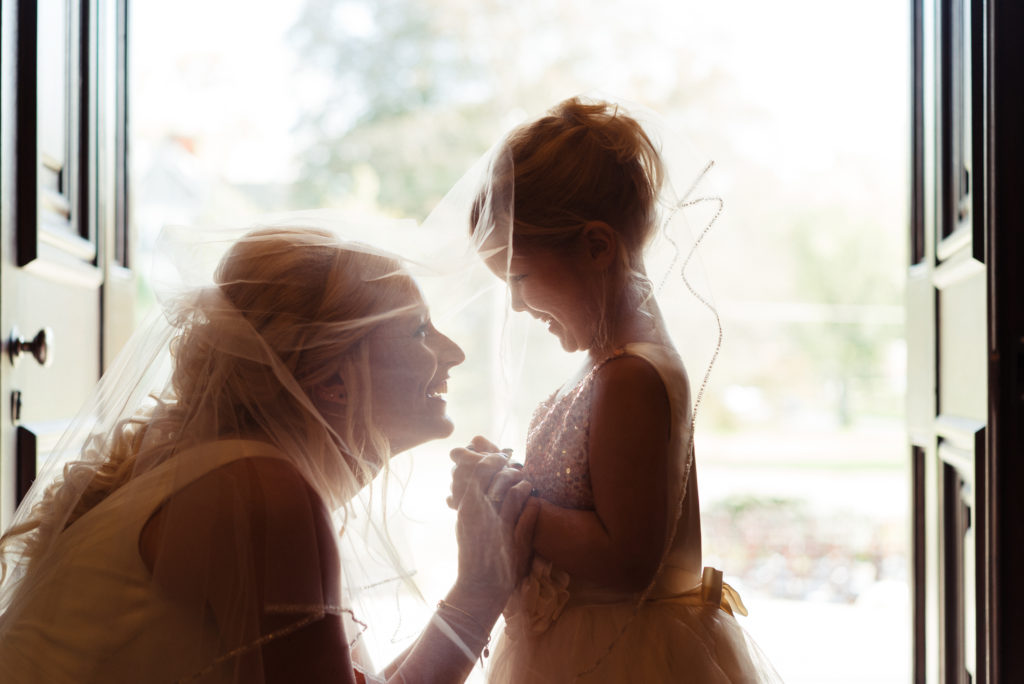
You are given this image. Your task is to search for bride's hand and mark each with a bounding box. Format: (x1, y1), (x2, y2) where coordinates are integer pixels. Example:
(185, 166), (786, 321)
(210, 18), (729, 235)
(447, 435), (517, 510)
(454, 457), (539, 602)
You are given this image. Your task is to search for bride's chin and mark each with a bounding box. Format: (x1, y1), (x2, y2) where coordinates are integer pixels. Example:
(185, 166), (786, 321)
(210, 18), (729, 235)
(436, 416), (456, 438)
(392, 418), (457, 455)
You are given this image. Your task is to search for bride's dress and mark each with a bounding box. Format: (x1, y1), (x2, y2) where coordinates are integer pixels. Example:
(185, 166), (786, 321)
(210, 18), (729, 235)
(0, 440), (294, 684)
(488, 343), (780, 683)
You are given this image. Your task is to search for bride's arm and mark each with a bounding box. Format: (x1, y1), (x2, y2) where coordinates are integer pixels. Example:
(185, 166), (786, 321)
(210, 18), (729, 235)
(380, 459), (539, 684)
(377, 581), (505, 683)
(141, 457), (359, 684)
(146, 454), (535, 684)
(530, 357), (672, 592)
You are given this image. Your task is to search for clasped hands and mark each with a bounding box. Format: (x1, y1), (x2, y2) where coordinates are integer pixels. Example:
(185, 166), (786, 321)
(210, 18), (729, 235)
(448, 435), (528, 511)
(448, 435), (539, 593)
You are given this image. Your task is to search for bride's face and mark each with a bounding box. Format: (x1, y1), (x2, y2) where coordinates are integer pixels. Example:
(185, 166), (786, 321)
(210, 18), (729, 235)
(367, 286), (466, 454)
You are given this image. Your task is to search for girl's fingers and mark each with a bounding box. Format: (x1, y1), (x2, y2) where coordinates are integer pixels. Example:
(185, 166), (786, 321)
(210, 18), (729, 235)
(514, 498), (540, 544)
(485, 468), (526, 506)
(512, 497), (540, 580)
(499, 479), (534, 524)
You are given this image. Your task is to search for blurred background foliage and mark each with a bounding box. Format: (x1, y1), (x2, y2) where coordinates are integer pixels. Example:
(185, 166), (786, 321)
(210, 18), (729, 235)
(131, 1), (909, 680)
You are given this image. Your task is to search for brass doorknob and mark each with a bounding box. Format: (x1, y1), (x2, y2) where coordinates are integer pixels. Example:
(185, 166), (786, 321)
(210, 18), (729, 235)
(8, 327), (53, 366)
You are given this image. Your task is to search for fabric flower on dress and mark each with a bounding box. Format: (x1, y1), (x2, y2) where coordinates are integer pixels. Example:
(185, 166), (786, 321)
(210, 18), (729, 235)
(503, 556), (570, 638)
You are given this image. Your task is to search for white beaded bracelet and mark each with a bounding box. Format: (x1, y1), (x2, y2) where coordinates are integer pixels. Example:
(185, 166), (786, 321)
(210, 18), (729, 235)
(430, 613), (477, 664)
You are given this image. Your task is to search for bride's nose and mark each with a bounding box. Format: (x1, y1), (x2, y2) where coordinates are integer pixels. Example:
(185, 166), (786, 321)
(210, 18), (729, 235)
(436, 331), (466, 367)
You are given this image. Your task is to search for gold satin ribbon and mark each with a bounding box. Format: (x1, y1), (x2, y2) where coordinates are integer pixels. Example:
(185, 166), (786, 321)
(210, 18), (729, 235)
(650, 566), (748, 617)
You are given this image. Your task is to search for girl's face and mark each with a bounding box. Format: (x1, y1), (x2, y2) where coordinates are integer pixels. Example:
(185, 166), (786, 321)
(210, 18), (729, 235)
(367, 287), (466, 454)
(486, 246), (600, 354)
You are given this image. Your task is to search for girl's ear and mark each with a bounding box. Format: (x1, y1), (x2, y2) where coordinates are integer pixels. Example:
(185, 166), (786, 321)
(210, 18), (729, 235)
(581, 221), (618, 269)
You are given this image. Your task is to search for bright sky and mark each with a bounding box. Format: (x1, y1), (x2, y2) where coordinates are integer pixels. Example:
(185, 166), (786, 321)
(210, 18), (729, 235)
(131, 0), (908, 188)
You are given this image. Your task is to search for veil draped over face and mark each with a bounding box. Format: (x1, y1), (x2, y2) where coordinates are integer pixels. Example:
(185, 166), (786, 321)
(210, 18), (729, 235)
(460, 95), (726, 458)
(0, 220), (476, 682)
(457, 94), (730, 677)
(0, 94), (729, 682)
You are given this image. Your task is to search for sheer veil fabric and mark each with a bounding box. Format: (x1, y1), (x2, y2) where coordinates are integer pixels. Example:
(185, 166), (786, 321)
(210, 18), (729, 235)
(456, 95), (783, 682)
(0, 221), (480, 682)
(0, 93), (777, 682)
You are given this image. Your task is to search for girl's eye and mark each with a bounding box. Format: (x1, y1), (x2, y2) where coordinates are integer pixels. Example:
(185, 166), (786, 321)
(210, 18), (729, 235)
(414, 323), (429, 338)
(508, 274), (527, 283)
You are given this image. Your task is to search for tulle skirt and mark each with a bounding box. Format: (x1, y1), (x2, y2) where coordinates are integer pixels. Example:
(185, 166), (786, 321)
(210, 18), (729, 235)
(487, 565), (781, 684)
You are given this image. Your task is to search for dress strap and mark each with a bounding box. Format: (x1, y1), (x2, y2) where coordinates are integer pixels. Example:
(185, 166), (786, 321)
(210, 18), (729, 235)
(577, 347), (630, 386)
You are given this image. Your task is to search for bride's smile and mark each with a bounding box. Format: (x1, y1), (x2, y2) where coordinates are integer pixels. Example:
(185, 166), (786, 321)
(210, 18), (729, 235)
(367, 288), (465, 455)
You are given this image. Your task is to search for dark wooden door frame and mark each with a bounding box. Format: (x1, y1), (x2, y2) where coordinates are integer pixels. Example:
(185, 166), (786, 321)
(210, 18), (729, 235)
(984, 2), (1024, 682)
(912, 1), (1023, 681)
(0, 0), (130, 521)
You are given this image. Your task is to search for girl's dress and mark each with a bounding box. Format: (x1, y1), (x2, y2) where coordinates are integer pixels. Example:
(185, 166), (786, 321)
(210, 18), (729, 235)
(488, 342), (779, 683)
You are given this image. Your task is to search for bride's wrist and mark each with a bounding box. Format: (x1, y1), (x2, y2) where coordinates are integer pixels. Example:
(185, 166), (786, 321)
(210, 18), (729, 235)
(444, 581), (505, 629)
(431, 584), (502, 664)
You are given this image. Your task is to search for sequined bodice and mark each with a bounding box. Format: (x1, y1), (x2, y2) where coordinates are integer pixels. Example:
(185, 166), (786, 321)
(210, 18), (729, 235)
(523, 352), (625, 509)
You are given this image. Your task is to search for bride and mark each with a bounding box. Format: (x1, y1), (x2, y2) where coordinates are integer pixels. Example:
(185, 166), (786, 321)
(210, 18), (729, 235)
(0, 225), (537, 683)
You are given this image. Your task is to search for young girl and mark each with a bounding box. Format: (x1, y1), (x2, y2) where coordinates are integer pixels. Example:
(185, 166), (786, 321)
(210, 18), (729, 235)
(453, 97), (780, 683)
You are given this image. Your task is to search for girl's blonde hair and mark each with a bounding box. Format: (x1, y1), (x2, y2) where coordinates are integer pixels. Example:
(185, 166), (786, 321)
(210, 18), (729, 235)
(477, 97), (664, 262)
(471, 97), (667, 349)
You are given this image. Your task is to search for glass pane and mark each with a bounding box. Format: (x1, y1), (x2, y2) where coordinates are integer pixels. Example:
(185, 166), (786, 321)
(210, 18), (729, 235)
(38, 0), (69, 196)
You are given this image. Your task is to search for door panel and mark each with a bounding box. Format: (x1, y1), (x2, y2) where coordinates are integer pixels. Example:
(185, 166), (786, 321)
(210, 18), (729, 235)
(0, 0), (129, 525)
(912, 0), (1024, 682)
(910, 0), (985, 682)
(935, 267), (985, 423)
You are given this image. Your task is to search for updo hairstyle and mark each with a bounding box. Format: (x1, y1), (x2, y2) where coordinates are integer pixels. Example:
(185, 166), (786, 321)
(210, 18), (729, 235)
(483, 97), (665, 268)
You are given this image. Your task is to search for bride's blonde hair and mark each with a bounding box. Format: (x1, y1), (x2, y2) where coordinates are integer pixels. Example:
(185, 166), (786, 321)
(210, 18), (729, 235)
(0, 226), (417, 581)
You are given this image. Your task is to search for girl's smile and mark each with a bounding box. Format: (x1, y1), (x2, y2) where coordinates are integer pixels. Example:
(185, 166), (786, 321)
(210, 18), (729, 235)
(485, 248), (600, 354)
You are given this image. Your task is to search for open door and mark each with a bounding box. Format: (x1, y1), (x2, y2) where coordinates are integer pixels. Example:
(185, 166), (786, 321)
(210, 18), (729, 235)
(909, 1), (1024, 682)
(0, 0), (131, 526)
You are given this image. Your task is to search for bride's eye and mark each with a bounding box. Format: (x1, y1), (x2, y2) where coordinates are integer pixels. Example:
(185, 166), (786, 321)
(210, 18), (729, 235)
(508, 274), (527, 283)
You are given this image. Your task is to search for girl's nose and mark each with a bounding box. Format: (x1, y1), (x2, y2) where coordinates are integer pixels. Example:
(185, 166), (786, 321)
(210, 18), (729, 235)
(509, 285), (527, 313)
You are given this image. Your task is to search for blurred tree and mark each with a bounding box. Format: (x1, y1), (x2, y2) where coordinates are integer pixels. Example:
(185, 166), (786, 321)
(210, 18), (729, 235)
(286, 0), (729, 219)
(288, 0), (510, 217)
(287, 0), (904, 432)
(784, 208), (904, 426)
